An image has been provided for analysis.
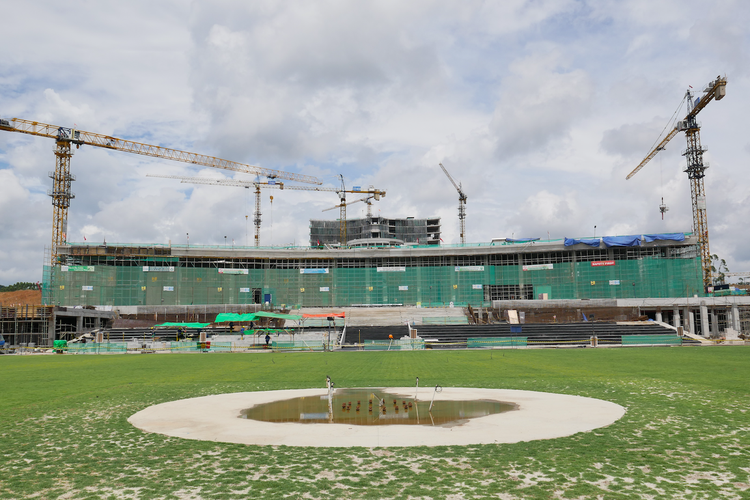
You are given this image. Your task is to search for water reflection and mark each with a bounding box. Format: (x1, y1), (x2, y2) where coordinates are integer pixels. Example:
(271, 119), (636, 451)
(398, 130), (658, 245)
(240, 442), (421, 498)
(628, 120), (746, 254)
(241, 388), (517, 427)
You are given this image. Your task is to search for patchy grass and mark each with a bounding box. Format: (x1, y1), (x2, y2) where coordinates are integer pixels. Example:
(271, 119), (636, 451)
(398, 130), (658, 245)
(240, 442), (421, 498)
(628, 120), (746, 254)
(1, 347), (749, 499)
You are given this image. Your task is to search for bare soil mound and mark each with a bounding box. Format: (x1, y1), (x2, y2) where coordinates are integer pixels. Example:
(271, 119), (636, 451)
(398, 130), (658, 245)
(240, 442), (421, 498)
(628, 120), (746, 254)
(0, 290), (43, 306)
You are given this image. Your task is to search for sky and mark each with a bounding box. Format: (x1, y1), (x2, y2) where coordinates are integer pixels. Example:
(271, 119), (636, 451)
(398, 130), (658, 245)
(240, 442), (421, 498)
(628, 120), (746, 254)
(1, 0), (749, 285)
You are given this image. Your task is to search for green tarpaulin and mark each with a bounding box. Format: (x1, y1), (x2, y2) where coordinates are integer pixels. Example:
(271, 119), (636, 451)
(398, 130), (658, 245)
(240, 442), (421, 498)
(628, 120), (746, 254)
(154, 322), (211, 328)
(253, 311), (303, 321)
(213, 311), (303, 323)
(214, 313), (258, 323)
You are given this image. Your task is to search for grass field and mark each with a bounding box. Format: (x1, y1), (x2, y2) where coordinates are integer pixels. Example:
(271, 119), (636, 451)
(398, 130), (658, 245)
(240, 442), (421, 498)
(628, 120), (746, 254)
(1, 347), (749, 499)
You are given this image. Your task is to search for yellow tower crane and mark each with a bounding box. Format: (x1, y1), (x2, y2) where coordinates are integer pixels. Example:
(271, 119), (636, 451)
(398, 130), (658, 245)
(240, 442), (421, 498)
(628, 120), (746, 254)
(439, 162), (467, 245)
(322, 194), (376, 242)
(147, 174), (385, 246)
(625, 75), (727, 288)
(0, 117), (322, 264)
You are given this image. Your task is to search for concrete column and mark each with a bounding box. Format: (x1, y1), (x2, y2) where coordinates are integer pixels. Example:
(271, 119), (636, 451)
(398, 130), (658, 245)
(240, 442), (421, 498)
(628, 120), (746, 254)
(689, 310), (696, 336)
(655, 311), (663, 323)
(683, 307), (691, 333)
(48, 310), (57, 344)
(732, 305), (741, 332)
(711, 308), (719, 338)
(76, 315), (83, 335)
(700, 302), (709, 338)
(673, 309), (681, 329)
(95, 317), (101, 329)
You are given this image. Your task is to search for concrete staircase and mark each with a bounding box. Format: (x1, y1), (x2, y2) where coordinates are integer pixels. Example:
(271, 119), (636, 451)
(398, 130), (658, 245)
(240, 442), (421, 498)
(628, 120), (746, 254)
(342, 321), (684, 348)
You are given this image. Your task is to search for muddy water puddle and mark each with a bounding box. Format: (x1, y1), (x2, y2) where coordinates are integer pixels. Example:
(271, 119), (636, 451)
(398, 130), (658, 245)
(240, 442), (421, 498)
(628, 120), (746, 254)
(241, 388), (517, 427)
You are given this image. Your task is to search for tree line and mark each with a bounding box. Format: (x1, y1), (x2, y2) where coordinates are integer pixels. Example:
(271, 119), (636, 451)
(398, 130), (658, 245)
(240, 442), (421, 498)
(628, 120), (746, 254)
(0, 282), (40, 292)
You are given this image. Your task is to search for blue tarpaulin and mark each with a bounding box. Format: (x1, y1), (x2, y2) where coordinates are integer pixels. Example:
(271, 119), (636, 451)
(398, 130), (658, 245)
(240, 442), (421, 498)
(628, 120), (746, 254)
(643, 233), (685, 243)
(564, 237), (600, 247)
(602, 235), (641, 247)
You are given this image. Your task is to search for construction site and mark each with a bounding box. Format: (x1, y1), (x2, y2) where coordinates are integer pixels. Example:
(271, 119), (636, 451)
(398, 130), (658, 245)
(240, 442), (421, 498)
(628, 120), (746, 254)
(2, 74), (749, 350)
(310, 216), (442, 247)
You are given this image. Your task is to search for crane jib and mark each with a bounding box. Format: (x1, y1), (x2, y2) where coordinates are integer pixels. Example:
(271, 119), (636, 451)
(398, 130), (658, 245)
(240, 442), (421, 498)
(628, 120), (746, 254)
(0, 115), (325, 263)
(625, 77), (726, 181)
(624, 75), (726, 289)
(0, 117), (322, 185)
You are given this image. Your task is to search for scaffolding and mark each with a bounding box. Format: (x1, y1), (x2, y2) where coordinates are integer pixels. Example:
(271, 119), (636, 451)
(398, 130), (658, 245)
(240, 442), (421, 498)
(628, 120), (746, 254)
(310, 216), (441, 246)
(49, 237), (704, 308)
(0, 305), (52, 346)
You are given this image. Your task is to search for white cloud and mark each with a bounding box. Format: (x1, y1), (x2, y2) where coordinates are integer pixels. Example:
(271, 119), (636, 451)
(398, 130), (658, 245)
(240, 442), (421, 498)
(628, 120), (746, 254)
(489, 48), (594, 159)
(1, 0), (750, 283)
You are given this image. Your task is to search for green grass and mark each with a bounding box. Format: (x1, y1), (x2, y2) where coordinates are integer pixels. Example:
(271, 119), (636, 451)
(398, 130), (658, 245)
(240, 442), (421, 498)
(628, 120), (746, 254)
(1, 347), (749, 499)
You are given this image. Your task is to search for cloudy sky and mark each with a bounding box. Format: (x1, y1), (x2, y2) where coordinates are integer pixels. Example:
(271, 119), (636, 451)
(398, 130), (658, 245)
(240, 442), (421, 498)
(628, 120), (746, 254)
(1, 0), (749, 284)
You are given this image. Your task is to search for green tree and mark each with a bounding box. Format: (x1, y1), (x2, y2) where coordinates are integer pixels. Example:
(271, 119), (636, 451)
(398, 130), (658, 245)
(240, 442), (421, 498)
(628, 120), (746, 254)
(0, 282), (39, 292)
(710, 254), (729, 285)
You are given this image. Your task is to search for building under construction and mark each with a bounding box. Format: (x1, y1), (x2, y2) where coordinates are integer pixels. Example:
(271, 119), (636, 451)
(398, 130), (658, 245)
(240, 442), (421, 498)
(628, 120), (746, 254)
(0, 304), (114, 347)
(0, 230), (740, 344)
(47, 232), (705, 308)
(310, 216), (441, 247)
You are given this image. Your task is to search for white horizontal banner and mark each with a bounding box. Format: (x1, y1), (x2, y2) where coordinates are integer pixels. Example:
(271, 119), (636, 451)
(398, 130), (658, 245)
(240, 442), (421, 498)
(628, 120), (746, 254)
(143, 266), (174, 272)
(455, 266), (484, 272)
(522, 264), (553, 271)
(219, 269), (248, 275)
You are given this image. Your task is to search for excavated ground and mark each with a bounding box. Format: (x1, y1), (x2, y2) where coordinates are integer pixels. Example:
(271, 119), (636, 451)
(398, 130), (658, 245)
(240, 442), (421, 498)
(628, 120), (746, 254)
(0, 289), (42, 306)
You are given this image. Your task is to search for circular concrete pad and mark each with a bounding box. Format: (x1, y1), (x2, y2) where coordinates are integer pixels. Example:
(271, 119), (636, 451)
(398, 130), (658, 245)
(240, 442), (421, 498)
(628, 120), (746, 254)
(129, 388), (625, 448)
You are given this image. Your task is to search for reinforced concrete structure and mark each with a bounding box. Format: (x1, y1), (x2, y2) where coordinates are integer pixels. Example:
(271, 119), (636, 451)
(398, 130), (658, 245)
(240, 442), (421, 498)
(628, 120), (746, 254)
(0, 304), (115, 346)
(47, 233), (703, 310)
(310, 216), (441, 246)
(493, 297), (750, 339)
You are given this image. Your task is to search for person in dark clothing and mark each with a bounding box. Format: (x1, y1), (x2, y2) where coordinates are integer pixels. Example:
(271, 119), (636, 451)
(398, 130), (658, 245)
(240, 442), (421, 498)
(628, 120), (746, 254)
(265, 333), (271, 347)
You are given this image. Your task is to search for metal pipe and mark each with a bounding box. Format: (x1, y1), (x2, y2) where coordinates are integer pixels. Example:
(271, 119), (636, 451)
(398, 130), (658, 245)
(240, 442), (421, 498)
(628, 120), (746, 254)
(429, 385), (442, 412)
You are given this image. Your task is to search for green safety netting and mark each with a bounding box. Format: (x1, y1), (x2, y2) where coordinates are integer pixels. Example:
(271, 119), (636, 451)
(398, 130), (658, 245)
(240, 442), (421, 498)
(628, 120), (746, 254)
(154, 322), (211, 328)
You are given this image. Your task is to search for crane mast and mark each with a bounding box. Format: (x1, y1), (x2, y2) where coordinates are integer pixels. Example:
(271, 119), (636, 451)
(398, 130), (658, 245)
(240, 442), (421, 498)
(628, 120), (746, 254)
(50, 139), (75, 262)
(625, 76), (726, 288)
(0, 117), (322, 263)
(147, 174), (385, 247)
(338, 175), (347, 246)
(439, 163), (467, 245)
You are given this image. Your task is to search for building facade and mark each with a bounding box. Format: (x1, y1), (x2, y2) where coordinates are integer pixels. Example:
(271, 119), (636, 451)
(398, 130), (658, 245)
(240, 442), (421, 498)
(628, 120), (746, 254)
(46, 233), (704, 308)
(310, 216), (441, 246)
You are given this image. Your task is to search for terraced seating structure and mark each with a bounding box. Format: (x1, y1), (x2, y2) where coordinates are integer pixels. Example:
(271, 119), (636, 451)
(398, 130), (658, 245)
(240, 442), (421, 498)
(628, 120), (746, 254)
(342, 322), (689, 349)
